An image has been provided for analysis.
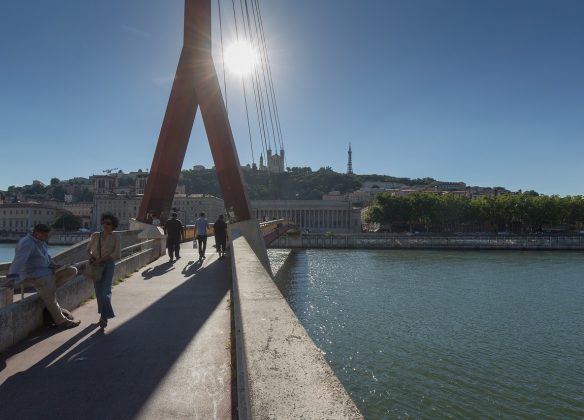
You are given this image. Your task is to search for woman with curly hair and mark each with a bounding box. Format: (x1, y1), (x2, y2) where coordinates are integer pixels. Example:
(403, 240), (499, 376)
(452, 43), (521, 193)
(88, 213), (121, 330)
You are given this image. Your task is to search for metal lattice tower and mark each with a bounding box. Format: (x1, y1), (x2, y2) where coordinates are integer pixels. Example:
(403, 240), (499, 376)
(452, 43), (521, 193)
(347, 143), (353, 175)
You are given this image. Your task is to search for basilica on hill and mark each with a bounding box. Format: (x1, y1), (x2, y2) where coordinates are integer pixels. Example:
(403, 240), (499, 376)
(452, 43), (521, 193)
(259, 148), (285, 173)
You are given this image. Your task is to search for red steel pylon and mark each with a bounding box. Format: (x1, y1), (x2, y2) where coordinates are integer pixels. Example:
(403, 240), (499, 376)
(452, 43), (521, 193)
(138, 0), (252, 223)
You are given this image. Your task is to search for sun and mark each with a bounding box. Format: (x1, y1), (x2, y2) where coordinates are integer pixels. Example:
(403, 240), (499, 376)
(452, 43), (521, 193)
(224, 41), (259, 76)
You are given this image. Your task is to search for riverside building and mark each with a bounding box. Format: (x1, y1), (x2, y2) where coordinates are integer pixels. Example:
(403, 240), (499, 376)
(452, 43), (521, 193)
(0, 203), (59, 233)
(93, 194), (224, 230)
(91, 173), (224, 230)
(251, 200), (362, 234)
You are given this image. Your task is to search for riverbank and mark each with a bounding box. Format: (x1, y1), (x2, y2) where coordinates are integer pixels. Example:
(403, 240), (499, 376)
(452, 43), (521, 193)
(0, 232), (90, 246)
(270, 233), (584, 250)
(0, 243), (70, 263)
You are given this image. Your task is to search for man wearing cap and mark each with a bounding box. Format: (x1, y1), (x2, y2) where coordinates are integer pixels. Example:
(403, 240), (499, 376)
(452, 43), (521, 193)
(6, 224), (80, 329)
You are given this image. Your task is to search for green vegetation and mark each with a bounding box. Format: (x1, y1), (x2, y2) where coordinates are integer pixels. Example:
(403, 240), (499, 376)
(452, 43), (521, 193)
(181, 166), (431, 200)
(365, 193), (584, 233)
(77, 188), (94, 202)
(52, 214), (83, 231)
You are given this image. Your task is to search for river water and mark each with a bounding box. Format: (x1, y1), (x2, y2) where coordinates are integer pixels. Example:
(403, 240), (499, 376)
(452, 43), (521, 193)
(0, 243), (69, 263)
(270, 249), (584, 418)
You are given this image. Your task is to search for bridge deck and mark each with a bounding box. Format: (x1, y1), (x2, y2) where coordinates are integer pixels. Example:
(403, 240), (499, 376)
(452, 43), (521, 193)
(0, 243), (232, 420)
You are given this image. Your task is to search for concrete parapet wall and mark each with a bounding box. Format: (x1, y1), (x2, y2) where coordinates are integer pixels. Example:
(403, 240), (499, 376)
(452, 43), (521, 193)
(272, 233), (584, 250)
(230, 229), (362, 419)
(0, 243), (160, 353)
(0, 230), (142, 276)
(229, 220), (272, 276)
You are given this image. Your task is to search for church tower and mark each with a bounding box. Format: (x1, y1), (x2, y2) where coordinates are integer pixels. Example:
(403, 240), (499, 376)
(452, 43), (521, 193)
(347, 143), (353, 175)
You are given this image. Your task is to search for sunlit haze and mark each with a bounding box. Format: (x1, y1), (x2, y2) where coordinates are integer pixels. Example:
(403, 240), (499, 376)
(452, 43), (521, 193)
(224, 41), (258, 76)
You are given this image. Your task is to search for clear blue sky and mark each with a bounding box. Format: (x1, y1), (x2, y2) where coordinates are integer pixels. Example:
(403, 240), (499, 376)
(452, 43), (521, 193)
(1, 1), (583, 196)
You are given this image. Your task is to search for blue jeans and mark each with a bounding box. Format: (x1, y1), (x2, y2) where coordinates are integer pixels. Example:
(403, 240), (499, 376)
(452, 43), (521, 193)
(93, 260), (115, 319)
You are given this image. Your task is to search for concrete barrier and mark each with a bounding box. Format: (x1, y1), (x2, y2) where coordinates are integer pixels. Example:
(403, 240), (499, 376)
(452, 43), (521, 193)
(230, 228), (362, 419)
(0, 241), (160, 353)
(271, 232), (584, 250)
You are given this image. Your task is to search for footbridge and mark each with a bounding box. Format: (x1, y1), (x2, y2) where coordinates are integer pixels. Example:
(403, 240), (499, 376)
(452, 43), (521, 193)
(0, 220), (361, 419)
(1, 0), (361, 416)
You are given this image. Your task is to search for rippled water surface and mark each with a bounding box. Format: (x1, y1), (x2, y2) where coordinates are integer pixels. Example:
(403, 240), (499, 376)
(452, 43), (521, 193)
(270, 249), (584, 418)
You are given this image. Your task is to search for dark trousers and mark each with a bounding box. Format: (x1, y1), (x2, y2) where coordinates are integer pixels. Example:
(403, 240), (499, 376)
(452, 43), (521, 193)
(167, 240), (180, 259)
(215, 234), (227, 253)
(196, 235), (207, 257)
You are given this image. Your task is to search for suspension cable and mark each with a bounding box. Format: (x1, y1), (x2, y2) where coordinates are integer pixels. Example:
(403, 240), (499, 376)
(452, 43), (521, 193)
(245, 0), (278, 155)
(219, 0), (285, 174)
(240, 0), (271, 169)
(253, 0), (286, 162)
(217, 0), (228, 111)
(228, 0), (257, 166)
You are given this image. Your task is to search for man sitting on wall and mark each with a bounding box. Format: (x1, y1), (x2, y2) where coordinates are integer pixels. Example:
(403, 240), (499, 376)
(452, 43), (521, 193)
(6, 224), (80, 329)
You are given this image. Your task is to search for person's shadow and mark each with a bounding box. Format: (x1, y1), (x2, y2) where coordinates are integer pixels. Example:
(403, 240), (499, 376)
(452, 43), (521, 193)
(181, 260), (203, 278)
(141, 260), (175, 280)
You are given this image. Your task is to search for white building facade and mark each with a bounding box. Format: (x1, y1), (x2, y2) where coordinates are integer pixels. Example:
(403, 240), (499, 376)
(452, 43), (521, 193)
(0, 203), (58, 232)
(251, 200), (362, 233)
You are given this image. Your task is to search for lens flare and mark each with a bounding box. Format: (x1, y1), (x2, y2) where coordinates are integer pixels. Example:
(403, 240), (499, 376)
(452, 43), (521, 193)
(224, 41), (259, 76)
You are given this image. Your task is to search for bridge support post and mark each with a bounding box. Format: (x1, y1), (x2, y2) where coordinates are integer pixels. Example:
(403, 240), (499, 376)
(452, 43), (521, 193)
(0, 286), (13, 308)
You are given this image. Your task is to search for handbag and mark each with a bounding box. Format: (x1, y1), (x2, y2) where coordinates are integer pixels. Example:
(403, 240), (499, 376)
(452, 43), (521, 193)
(87, 263), (105, 281)
(86, 233), (104, 281)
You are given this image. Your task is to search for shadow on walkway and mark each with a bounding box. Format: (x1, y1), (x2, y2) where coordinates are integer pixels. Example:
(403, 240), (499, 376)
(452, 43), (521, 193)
(0, 323), (98, 373)
(0, 258), (230, 420)
(182, 259), (203, 278)
(141, 260), (176, 280)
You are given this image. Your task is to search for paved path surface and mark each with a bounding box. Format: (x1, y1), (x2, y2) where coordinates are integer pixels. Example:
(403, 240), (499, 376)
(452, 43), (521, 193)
(0, 244), (233, 420)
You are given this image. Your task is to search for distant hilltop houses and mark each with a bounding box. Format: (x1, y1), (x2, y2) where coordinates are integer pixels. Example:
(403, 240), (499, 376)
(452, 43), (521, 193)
(1, 165), (516, 234)
(0, 169), (224, 232)
(323, 181), (511, 206)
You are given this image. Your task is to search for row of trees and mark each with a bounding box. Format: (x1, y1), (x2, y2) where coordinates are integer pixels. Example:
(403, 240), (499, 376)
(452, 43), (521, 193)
(365, 193), (584, 233)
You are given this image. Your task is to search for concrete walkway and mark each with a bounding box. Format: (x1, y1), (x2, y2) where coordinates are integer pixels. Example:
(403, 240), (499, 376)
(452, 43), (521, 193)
(0, 243), (233, 420)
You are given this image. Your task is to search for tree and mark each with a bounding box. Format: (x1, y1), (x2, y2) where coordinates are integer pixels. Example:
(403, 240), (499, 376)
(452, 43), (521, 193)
(51, 185), (66, 201)
(78, 188), (94, 202)
(50, 177), (60, 186)
(53, 214), (82, 231)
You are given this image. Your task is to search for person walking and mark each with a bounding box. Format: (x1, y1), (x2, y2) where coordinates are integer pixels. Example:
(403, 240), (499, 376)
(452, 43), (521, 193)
(194, 212), (209, 260)
(7, 224), (80, 329)
(213, 214), (228, 258)
(164, 212), (184, 262)
(88, 213), (121, 330)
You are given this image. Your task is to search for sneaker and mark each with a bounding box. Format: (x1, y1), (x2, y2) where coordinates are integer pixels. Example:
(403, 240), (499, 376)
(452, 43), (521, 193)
(61, 309), (74, 321)
(99, 318), (108, 329)
(57, 319), (81, 329)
